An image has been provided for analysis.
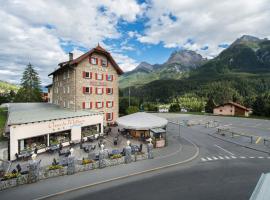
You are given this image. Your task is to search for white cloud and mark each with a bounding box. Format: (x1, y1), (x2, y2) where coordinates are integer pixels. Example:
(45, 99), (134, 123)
(0, 0), (142, 85)
(111, 52), (139, 72)
(138, 0), (270, 58)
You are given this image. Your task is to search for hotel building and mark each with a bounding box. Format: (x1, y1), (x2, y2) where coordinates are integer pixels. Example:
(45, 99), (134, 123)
(48, 44), (123, 124)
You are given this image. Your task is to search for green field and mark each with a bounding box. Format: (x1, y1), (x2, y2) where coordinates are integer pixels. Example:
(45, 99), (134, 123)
(0, 107), (7, 141)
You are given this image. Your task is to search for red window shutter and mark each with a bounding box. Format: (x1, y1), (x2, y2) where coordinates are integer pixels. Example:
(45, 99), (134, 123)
(83, 71), (86, 78)
(96, 58), (99, 65)
(82, 86), (86, 94)
(106, 88), (108, 94)
(102, 102), (104, 108)
(96, 102), (98, 108)
(111, 88), (113, 94)
(101, 74), (104, 80)
(90, 72), (92, 79)
(112, 101), (114, 107)
(95, 73), (97, 80)
(95, 88), (98, 94)
(106, 101), (108, 108)
(106, 74), (108, 81)
(102, 88), (104, 94)
(90, 102), (92, 109)
(82, 102), (85, 109)
(106, 113), (109, 120)
(90, 87), (92, 94)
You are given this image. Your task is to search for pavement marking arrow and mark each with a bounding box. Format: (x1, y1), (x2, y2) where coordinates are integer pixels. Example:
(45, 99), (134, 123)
(212, 156), (218, 160)
(231, 156), (237, 159)
(240, 156), (246, 159)
(258, 156), (264, 159)
(249, 157), (255, 159)
(225, 156), (230, 159)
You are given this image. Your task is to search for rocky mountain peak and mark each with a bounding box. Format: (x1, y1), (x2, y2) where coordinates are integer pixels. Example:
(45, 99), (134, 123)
(134, 61), (153, 72)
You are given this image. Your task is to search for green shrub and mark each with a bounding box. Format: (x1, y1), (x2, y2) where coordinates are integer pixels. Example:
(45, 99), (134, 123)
(48, 165), (63, 170)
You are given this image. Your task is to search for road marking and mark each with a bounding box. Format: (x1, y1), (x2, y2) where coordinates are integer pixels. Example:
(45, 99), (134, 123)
(206, 157), (213, 161)
(255, 137), (262, 144)
(249, 157), (255, 159)
(225, 156), (230, 159)
(231, 156), (237, 159)
(268, 157), (270, 159)
(240, 156), (246, 159)
(201, 158), (207, 162)
(258, 156), (264, 159)
(214, 144), (234, 155)
(212, 156), (218, 160)
(218, 156), (224, 160)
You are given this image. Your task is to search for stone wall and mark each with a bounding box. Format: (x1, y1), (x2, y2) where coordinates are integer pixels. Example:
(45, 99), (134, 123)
(0, 153), (148, 191)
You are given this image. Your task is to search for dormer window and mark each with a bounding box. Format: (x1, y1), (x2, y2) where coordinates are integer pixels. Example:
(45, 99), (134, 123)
(101, 58), (107, 67)
(90, 57), (98, 65)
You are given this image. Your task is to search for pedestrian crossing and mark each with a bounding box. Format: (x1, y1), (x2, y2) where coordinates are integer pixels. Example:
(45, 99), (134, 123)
(200, 155), (270, 162)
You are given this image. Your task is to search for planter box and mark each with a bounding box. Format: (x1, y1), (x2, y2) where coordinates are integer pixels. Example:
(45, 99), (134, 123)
(0, 175), (28, 191)
(40, 167), (67, 179)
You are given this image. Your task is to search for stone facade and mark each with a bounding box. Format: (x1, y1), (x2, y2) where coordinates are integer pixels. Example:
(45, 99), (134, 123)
(51, 45), (122, 124)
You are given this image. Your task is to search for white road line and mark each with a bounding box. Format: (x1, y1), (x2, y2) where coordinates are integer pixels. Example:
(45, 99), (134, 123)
(206, 157), (213, 161)
(212, 156), (218, 160)
(201, 158), (207, 162)
(214, 144), (234, 155)
(218, 156), (224, 160)
(268, 157), (270, 159)
(240, 156), (246, 159)
(258, 157), (264, 159)
(249, 157), (255, 159)
(231, 156), (237, 159)
(225, 156), (230, 159)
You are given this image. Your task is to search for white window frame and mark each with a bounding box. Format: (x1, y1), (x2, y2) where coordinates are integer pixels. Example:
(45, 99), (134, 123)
(107, 113), (113, 121)
(97, 88), (103, 95)
(107, 101), (113, 108)
(101, 58), (107, 67)
(85, 102), (92, 109)
(97, 102), (103, 109)
(107, 88), (113, 95)
(85, 87), (91, 94)
(97, 74), (103, 80)
(107, 75), (113, 81)
(67, 86), (70, 94)
(91, 57), (97, 65)
(85, 72), (91, 79)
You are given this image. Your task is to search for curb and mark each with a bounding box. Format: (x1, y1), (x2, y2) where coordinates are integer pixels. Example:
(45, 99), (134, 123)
(33, 137), (199, 200)
(208, 133), (270, 155)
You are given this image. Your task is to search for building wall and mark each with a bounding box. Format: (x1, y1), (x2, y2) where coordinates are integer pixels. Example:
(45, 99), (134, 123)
(213, 104), (235, 116)
(52, 52), (119, 124)
(9, 114), (103, 160)
(47, 86), (53, 103)
(52, 68), (76, 110)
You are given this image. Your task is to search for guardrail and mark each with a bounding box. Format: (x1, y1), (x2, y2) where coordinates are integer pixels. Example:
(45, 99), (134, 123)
(217, 128), (254, 143)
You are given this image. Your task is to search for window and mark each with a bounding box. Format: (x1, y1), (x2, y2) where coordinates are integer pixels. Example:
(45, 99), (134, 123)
(96, 73), (103, 80)
(106, 101), (113, 108)
(106, 74), (113, 81)
(106, 113), (113, 121)
(83, 86), (92, 94)
(67, 101), (70, 108)
(55, 87), (58, 94)
(63, 87), (66, 93)
(86, 102), (92, 109)
(67, 70), (70, 78)
(96, 88), (104, 95)
(63, 71), (66, 80)
(63, 101), (66, 108)
(96, 102), (104, 109)
(90, 57), (98, 65)
(67, 86), (70, 94)
(106, 88), (113, 95)
(101, 58), (107, 67)
(83, 71), (92, 79)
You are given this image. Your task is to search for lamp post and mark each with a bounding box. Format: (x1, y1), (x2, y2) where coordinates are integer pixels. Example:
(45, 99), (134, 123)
(178, 120), (181, 138)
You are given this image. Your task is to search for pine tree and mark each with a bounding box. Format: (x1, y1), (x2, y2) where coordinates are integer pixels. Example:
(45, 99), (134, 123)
(205, 98), (216, 113)
(14, 63), (42, 102)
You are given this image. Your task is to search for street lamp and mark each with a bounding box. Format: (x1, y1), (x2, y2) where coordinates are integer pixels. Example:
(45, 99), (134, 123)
(178, 120), (181, 138)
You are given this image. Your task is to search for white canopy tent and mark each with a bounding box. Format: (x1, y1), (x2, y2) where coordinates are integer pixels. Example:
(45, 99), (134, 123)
(116, 112), (168, 130)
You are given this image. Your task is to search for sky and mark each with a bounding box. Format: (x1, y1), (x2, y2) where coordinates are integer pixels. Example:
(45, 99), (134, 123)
(0, 0), (270, 86)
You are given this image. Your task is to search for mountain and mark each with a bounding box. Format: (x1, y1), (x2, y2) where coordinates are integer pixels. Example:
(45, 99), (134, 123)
(121, 35), (270, 108)
(0, 80), (19, 94)
(119, 50), (205, 88)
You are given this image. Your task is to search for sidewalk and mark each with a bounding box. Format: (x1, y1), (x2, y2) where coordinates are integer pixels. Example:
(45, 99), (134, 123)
(0, 135), (199, 200)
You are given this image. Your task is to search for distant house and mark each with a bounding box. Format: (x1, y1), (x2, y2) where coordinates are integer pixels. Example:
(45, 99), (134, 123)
(213, 101), (251, 117)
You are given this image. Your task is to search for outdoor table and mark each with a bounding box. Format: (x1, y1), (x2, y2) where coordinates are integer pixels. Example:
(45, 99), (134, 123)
(17, 150), (32, 160)
(47, 144), (59, 153)
(59, 148), (70, 157)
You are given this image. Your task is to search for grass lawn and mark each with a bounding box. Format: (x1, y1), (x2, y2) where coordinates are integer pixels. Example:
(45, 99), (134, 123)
(0, 107), (7, 141)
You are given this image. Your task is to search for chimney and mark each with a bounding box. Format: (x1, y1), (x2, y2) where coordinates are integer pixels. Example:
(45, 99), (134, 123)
(69, 52), (73, 61)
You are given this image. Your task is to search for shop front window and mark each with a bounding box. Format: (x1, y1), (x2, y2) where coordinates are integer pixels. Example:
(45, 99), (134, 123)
(49, 130), (71, 145)
(81, 125), (99, 137)
(19, 135), (47, 153)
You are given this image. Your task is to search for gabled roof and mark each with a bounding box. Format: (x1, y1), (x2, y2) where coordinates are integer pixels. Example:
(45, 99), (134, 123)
(48, 44), (124, 76)
(215, 101), (249, 111)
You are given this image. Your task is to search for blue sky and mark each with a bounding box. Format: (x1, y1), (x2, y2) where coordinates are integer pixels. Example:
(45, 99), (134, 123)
(0, 0), (269, 85)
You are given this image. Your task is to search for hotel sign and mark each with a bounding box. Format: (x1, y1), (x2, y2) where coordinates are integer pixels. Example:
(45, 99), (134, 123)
(48, 118), (85, 131)
(90, 81), (107, 86)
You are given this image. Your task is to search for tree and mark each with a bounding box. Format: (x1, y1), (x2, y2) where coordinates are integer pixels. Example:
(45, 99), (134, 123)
(14, 63), (42, 102)
(126, 106), (139, 115)
(169, 103), (180, 112)
(205, 98), (216, 113)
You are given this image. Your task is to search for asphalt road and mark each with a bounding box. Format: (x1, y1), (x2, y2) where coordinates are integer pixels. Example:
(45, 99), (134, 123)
(47, 118), (270, 200)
